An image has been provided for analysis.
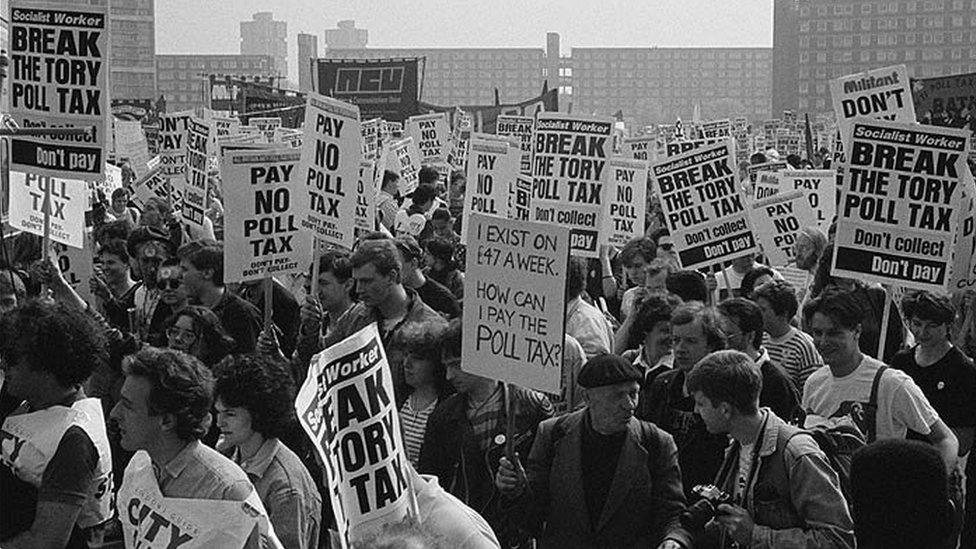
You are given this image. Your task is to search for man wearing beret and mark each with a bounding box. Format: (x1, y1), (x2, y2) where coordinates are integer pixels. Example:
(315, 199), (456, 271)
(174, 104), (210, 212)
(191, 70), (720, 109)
(495, 354), (692, 548)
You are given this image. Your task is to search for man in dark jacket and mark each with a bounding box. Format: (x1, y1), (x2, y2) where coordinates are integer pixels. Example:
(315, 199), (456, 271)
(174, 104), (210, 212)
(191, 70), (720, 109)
(495, 354), (691, 548)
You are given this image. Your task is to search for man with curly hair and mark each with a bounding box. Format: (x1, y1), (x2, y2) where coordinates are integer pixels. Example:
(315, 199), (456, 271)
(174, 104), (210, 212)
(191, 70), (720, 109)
(111, 348), (277, 547)
(0, 299), (113, 548)
(213, 354), (322, 549)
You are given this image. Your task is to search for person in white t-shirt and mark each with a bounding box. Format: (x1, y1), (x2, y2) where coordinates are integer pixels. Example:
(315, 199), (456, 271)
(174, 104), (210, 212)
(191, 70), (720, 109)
(801, 287), (958, 470)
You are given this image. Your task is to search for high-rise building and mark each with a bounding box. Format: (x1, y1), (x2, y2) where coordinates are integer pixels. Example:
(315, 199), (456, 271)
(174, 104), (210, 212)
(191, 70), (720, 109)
(775, 0), (976, 115)
(772, 0), (800, 116)
(570, 47), (772, 126)
(324, 20), (368, 50)
(156, 54), (275, 112)
(297, 33), (318, 92)
(324, 47), (547, 107)
(240, 12), (287, 80)
(110, 0), (157, 101)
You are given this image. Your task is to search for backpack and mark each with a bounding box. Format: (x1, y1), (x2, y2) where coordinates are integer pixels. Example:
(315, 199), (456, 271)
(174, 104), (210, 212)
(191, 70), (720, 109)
(783, 365), (887, 500)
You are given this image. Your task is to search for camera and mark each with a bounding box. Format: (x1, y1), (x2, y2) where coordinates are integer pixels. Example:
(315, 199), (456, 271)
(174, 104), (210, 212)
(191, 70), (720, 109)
(679, 484), (732, 530)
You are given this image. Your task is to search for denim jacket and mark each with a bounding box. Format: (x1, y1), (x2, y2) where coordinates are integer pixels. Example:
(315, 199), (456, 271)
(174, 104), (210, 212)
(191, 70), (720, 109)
(706, 409), (855, 549)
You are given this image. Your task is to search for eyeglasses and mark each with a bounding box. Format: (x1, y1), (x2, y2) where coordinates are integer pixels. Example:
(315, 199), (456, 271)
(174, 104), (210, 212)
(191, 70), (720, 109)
(158, 278), (183, 290)
(166, 327), (197, 342)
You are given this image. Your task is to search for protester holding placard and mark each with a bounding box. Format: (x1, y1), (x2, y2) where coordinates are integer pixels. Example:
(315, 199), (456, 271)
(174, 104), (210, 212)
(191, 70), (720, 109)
(111, 348), (279, 548)
(394, 235), (461, 319)
(495, 354), (692, 549)
(90, 239), (138, 331)
(293, 250), (355, 382)
(0, 300), (113, 548)
(214, 355), (322, 549)
(753, 280), (825, 388)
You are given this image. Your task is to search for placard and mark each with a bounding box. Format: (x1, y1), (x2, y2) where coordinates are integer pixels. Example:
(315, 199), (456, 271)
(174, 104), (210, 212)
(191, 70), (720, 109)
(182, 118), (209, 228)
(832, 119), (969, 291)
(9, 172), (87, 248)
(601, 158), (648, 248)
(222, 148), (309, 283)
(623, 136), (655, 162)
(496, 115), (534, 175)
(753, 171), (781, 201)
(355, 160), (376, 238)
(361, 118), (380, 161)
(8, 1), (108, 179)
(830, 64), (916, 153)
(463, 213), (569, 394)
(778, 169), (836, 232)
(950, 177), (976, 291)
(750, 190), (819, 267)
(388, 137), (422, 196)
(665, 137), (727, 158)
(405, 112), (449, 164)
(52, 233), (93, 305)
(250, 117), (282, 144)
(531, 113), (612, 258)
(298, 93), (363, 250)
(295, 324), (411, 547)
(158, 111), (193, 201)
(508, 174), (533, 222)
(651, 141), (759, 270)
(461, 133), (520, 241)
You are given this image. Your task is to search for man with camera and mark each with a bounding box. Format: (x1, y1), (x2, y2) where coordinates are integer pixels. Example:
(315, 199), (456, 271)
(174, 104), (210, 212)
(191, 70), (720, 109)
(685, 350), (854, 548)
(494, 354), (692, 548)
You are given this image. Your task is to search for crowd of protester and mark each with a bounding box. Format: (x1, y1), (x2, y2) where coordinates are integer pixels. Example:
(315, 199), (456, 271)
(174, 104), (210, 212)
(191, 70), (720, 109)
(1, 153), (975, 549)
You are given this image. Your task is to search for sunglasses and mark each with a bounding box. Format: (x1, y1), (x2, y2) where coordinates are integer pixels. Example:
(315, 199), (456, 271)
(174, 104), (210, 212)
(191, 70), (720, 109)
(659, 243), (675, 251)
(158, 278), (183, 290)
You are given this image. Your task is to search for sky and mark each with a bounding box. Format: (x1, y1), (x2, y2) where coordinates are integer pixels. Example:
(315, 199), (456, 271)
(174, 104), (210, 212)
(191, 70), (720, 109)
(156, 0), (774, 82)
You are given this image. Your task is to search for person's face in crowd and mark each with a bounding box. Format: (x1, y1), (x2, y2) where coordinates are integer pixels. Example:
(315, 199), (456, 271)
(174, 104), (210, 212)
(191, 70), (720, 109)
(623, 256), (648, 286)
(99, 251), (129, 284)
(750, 275), (774, 295)
(404, 353), (437, 390)
(166, 315), (199, 355)
(444, 356), (486, 395)
(693, 391), (731, 435)
(907, 316), (949, 349)
(643, 260), (669, 292)
(431, 218), (454, 239)
(111, 195), (127, 214)
(179, 259), (209, 299)
(656, 235), (680, 267)
(316, 270), (352, 310)
(141, 202), (163, 227)
(754, 297), (781, 333)
(719, 315), (749, 354)
(214, 398), (258, 450)
(423, 250), (445, 272)
(137, 245), (168, 290)
(794, 234), (820, 271)
(643, 321), (673, 365)
(111, 375), (165, 452)
(353, 262), (397, 308)
(449, 178), (465, 208)
(809, 312), (861, 365)
(0, 292), (18, 316)
(586, 381), (640, 434)
(732, 254), (755, 272)
(672, 319), (713, 370)
(157, 265), (187, 307)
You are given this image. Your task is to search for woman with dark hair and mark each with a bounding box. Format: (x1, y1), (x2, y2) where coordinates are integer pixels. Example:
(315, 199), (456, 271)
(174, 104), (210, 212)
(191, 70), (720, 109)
(739, 265), (776, 299)
(399, 325), (454, 466)
(164, 305), (236, 367)
(423, 236), (464, 300)
(213, 355), (321, 549)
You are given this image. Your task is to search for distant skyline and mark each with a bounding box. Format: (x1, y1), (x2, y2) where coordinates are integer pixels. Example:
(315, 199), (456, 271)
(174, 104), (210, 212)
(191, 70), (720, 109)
(156, 0), (773, 82)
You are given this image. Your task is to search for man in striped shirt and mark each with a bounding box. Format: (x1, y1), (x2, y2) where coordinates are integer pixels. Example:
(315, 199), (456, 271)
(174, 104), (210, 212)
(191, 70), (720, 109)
(753, 280), (824, 388)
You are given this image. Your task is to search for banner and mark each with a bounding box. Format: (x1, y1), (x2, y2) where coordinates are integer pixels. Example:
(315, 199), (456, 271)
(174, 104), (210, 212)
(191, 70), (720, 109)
(830, 64), (916, 153)
(651, 141), (759, 270)
(778, 169), (836, 232)
(601, 158), (648, 248)
(463, 213), (569, 394)
(417, 87), (558, 134)
(388, 137), (421, 196)
(531, 113), (612, 258)
(9, 172), (87, 248)
(462, 133), (521, 241)
(750, 190), (819, 267)
(182, 118), (209, 228)
(222, 148), (309, 283)
(405, 113), (449, 164)
(356, 160), (376, 238)
(315, 58), (420, 122)
(832, 119), (969, 291)
(295, 323), (411, 547)
(8, 1), (108, 180)
(496, 115), (534, 175)
(298, 93), (363, 250)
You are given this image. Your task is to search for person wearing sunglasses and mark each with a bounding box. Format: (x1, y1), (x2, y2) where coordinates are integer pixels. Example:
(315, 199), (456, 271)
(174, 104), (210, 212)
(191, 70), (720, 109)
(163, 306), (236, 368)
(144, 259), (188, 348)
(650, 227), (680, 270)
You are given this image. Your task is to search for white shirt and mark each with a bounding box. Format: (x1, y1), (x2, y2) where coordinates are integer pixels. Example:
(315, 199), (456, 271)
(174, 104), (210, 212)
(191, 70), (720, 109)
(802, 355), (940, 440)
